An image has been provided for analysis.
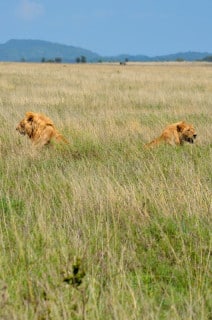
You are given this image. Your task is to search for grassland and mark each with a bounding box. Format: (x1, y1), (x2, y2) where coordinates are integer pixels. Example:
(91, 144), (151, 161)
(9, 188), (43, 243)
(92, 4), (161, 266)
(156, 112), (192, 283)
(0, 62), (211, 320)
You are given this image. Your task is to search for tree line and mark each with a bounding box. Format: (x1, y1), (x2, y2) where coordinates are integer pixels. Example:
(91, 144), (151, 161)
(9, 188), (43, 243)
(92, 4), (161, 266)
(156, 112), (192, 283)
(40, 56), (87, 63)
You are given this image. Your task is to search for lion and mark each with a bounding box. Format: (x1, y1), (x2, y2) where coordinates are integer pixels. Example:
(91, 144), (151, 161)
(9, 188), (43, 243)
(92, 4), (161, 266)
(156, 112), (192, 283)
(145, 121), (197, 148)
(16, 111), (68, 147)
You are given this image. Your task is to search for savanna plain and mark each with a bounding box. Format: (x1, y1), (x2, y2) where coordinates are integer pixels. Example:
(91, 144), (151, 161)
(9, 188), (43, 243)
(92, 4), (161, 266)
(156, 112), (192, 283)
(0, 62), (211, 320)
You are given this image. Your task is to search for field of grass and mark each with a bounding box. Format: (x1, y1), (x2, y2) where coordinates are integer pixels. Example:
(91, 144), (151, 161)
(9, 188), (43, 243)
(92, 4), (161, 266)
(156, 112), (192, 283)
(0, 62), (211, 320)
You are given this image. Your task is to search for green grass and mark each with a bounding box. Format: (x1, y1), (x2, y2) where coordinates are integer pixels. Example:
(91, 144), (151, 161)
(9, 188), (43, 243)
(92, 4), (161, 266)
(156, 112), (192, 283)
(0, 62), (211, 319)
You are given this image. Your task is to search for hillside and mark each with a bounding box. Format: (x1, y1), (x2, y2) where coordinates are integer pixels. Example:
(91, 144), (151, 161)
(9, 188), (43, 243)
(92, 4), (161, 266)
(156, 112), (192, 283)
(0, 39), (211, 62)
(103, 51), (212, 62)
(0, 39), (100, 62)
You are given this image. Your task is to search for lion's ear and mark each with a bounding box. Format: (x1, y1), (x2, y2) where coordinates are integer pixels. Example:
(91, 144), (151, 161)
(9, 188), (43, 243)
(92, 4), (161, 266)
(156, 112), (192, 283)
(177, 121), (185, 132)
(25, 112), (35, 122)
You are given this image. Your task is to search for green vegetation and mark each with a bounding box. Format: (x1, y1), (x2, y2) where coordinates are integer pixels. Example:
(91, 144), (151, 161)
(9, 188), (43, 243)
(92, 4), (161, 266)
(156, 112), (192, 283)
(0, 62), (211, 319)
(41, 57), (62, 63)
(202, 55), (212, 62)
(76, 56), (87, 63)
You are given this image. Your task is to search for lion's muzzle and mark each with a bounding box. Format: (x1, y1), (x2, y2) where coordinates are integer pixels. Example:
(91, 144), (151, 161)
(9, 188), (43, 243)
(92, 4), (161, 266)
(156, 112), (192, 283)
(16, 125), (26, 135)
(184, 134), (197, 144)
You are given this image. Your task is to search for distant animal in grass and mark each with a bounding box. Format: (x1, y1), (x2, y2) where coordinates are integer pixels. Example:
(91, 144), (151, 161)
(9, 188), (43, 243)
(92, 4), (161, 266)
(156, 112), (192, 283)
(145, 121), (197, 148)
(16, 111), (68, 147)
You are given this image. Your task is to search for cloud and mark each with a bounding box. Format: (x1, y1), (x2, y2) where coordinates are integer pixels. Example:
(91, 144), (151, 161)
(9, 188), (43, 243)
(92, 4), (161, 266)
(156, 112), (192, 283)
(18, 0), (44, 20)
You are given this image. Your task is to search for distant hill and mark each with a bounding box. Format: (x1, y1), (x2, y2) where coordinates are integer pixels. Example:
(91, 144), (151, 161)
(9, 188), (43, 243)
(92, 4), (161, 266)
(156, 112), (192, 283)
(0, 39), (100, 62)
(103, 51), (212, 62)
(0, 39), (211, 63)
(151, 51), (212, 62)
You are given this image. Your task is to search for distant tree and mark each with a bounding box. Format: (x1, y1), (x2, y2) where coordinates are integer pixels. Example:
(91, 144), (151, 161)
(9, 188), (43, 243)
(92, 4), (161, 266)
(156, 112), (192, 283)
(76, 56), (87, 63)
(41, 57), (46, 63)
(55, 57), (62, 63)
(202, 55), (212, 62)
(80, 56), (87, 63)
(20, 57), (26, 62)
(176, 58), (184, 62)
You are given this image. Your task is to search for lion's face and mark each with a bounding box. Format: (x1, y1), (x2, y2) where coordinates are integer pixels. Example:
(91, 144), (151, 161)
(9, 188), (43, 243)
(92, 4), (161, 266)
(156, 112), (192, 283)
(17, 111), (52, 147)
(177, 122), (197, 144)
(16, 112), (68, 147)
(16, 117), (33, 137)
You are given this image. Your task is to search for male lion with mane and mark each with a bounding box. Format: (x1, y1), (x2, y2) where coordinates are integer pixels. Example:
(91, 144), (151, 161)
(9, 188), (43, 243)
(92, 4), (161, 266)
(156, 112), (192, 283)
(145, 121), (197, 148)
(16, 112), (68, 147)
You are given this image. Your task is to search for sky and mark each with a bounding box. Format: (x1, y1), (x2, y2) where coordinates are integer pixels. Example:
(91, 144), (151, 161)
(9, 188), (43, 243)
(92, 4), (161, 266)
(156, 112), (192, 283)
(0, 0), (211, 56)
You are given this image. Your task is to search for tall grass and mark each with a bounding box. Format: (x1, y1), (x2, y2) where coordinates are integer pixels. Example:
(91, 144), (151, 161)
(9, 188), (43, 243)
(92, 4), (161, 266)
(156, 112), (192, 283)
(0, 62), (211, 319)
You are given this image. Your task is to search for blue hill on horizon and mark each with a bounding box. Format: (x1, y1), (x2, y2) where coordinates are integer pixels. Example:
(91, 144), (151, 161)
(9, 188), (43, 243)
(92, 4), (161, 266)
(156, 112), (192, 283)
(0, 39), (211, 62)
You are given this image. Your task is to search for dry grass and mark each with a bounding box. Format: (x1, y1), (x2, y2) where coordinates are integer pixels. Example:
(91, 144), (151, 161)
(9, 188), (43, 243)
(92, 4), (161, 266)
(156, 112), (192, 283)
(0, 62), (211, 319)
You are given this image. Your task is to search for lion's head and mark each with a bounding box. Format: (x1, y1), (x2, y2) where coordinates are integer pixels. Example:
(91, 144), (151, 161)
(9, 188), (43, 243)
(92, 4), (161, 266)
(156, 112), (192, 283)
(16, 112), (68, 147)
(16, 113), (34, 137)
(177, 121), (197, 144)
(16, 112), (54, 138)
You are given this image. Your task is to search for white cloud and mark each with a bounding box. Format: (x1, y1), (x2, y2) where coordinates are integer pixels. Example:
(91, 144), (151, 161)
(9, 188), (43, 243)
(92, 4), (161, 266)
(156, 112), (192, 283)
(18, 0), (44, 20)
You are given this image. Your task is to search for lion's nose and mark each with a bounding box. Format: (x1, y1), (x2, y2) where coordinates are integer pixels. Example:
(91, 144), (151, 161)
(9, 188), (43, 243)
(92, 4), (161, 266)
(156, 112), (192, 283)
(193, 134), (197, 139)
